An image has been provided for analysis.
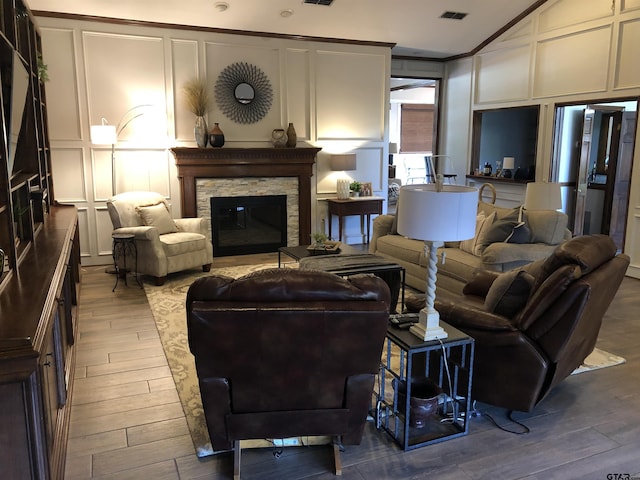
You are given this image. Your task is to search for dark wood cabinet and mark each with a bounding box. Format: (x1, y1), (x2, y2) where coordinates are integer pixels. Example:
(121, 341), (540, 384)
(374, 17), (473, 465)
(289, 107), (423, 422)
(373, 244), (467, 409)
(0, 206), (80, 480)
(0, 1), (76, 478)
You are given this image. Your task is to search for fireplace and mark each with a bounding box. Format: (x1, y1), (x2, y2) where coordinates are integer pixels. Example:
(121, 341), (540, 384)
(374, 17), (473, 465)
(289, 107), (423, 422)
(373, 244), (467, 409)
(211, 195), (287, 256)
(171, 146), (321, 246)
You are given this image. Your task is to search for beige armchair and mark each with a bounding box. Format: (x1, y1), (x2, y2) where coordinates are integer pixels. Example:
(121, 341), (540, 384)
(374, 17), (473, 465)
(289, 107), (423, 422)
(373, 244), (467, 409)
(107, 191), (212, 285)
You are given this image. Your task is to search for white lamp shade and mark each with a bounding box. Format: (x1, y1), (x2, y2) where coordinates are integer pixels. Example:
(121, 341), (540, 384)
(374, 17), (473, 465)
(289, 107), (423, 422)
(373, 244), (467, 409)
(524, 182), (562, 210)
(90, 124), (117, 145)
(397, 184), (478, 242)
(503, 157), (515, 169)
(389, 142), (399, 154)
(330, 153), (357, 171)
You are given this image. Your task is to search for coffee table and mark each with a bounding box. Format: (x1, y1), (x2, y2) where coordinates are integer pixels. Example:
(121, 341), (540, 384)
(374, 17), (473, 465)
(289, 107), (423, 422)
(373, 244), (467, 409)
(278, 244), (362, 267)
(298, 253), (405, 313)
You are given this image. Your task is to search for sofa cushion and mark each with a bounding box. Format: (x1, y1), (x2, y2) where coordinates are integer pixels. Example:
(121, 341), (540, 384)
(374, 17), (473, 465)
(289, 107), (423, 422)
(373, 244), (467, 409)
(484, 269), (535, 318)
(160, 232), (208, 256)
(526, 210), (568, 244)
(460, 212), (495, 256)
(136, 203), (178, 234)
(377, 234), (423, 265)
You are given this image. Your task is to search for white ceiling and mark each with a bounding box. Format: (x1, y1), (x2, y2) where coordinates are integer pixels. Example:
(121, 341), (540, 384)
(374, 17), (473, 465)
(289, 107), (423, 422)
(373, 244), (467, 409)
(29, 0), (545, 58)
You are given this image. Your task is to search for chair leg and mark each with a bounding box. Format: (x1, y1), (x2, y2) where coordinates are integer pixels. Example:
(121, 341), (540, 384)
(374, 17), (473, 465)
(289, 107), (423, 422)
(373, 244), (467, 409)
(154, 276), (166, 286)
(233, 440), (241, 480)
(203, 263), (212, 272)
(332, 437), (343, 476)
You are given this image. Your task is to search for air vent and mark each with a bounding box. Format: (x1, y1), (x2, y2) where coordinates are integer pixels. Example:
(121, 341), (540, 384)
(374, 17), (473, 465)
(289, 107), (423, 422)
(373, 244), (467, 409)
(303, 0), (333, 5)
(440, 11), (468, 20)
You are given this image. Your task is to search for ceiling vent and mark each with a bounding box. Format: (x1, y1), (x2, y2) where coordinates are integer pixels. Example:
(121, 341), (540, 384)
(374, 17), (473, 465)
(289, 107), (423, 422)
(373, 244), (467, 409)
(440, 11), (468, 20)
(303, 0), (334, 5)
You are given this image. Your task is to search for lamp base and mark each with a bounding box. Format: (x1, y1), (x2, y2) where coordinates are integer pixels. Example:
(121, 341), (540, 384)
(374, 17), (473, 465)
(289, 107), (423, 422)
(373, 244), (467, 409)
(409, 308), (448, 342)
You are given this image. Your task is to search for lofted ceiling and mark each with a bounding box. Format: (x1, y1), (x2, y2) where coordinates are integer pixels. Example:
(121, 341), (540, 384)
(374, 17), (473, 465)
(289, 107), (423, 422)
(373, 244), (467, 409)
(29, 0), (546, 59)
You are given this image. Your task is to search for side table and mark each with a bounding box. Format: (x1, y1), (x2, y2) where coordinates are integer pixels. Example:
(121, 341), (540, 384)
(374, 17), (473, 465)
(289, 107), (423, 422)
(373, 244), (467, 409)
(327, 197), (383, 244)
(112, 233), (142, 291)
(376, 320), (474, 450)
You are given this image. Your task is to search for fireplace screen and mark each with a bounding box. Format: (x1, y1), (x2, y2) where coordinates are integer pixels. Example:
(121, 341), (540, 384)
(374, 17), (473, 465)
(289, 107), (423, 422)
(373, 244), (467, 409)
(210, 195), (287, 256)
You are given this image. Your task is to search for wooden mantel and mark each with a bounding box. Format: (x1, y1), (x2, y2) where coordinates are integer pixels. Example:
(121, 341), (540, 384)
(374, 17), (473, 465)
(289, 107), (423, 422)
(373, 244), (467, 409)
(171, 145), (321, 245)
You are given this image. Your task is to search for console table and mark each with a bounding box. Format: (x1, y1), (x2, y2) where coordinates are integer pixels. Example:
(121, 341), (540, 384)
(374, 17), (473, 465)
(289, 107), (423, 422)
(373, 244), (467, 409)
(327, 196), (384, 244)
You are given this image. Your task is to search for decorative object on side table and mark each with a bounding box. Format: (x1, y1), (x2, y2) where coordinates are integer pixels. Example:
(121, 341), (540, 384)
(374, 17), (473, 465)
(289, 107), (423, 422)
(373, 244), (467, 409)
(183, 77), (211, 148)
(397, 180), (477, 341)
(286, 122), (297, 147)
(350, 180), (362, 197)
(271, 128), (287, 147)
(209, 122), (225, 147)
(502, 156), (514, 178)
(330, 153), (357, 200)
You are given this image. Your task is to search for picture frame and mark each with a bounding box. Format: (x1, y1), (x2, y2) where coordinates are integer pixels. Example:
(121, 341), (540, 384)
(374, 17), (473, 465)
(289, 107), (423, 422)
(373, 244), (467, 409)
(361, 182), (373, 196)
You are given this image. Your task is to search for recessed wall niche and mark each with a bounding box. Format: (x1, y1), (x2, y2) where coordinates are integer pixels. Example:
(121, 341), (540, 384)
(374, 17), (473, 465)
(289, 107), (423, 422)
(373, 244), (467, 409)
(471, 105), (540, 178)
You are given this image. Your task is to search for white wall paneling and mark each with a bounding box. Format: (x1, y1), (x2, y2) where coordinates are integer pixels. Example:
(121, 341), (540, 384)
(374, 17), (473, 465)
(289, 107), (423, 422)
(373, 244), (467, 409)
(615, 18), (640, 89)
(537, 0), (613, 33)
(622, 0), (640, 12)
(533, 26), (612, 98)
(77, 207), (91, 258)
(41, 28), (82, 140)
(172, 39), (199, 143)
(95, 206), (115, 258)
(285, 48), (311, 141)
(50, 148), (87, 202)
(474, 45), (531, 104)
(316, 50), (386, 140)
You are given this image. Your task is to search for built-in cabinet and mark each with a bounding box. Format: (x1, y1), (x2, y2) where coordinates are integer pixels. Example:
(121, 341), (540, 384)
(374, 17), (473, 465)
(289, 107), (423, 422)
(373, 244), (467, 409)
(0, 1), (76, 479)
(1, 0), (52, 280)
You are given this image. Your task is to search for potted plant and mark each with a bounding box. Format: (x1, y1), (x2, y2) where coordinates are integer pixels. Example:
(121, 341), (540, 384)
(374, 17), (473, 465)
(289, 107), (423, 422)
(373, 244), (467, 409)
(183, 77), (211, 147)
(349, 181), (362, 197)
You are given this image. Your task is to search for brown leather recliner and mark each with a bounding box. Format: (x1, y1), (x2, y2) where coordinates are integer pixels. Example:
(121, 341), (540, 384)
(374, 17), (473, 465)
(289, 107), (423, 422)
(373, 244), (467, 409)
(186, 268), (390, 479)
(434, 234), (629, 413)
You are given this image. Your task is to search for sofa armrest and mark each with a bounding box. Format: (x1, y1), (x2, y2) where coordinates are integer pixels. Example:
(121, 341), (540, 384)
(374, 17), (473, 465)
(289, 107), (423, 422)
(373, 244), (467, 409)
(175, 217), (206, 235)
(435, 298), (518, 332)
(370, 214), (395, 253)
(482, 242), (557, 267)
(113, 226), (160, 242)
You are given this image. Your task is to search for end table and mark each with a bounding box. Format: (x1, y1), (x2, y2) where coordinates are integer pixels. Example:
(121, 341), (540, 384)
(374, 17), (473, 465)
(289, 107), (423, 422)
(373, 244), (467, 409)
(327, 197), (383, 244)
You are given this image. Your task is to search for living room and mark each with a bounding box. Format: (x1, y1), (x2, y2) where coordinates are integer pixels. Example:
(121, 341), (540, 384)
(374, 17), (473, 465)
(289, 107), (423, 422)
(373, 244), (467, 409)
(1, 0), (640, 478)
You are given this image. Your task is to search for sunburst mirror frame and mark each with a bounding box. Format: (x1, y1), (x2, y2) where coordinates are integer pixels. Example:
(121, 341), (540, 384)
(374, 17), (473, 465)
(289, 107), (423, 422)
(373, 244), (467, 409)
(214, 62), (273, 124)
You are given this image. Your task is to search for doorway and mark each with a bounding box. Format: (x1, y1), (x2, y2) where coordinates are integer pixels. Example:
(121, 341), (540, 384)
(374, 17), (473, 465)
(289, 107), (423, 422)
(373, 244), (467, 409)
(551, 99), (637, 251)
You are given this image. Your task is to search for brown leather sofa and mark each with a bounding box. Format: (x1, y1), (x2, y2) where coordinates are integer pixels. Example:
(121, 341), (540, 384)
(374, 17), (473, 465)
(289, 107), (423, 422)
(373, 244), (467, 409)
(433, 234), (629, 413)
(186, 268), (390, 478)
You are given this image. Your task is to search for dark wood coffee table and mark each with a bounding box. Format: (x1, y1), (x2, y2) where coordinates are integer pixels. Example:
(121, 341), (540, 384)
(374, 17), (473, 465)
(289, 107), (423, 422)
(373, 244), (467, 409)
(298, 253), (405, 313)
(278, 244), (362, 267)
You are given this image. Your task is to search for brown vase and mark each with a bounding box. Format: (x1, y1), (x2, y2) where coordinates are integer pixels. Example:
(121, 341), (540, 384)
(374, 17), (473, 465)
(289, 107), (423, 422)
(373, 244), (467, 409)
(286, 122), (297, 148)
(209, 123), (225, 148)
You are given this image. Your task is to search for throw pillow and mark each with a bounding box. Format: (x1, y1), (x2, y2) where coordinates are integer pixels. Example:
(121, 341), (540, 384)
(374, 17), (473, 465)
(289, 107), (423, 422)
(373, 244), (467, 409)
(460, 211), (496, 256)
(507, 210), (531, 244)
(136, 203), (178, 234)
(484, 268), (535, 318)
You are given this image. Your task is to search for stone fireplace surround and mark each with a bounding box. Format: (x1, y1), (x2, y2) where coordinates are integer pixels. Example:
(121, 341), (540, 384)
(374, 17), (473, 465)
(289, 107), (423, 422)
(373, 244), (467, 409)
(171, 146), (320, 247)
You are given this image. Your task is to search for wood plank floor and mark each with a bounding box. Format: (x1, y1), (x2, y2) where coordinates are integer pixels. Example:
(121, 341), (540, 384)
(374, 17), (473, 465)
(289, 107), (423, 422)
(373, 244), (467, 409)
(65, 253), (640, 479)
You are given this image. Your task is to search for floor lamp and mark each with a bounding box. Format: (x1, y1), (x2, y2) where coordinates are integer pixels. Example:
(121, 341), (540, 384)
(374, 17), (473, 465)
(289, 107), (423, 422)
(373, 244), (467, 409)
(90, 105), (152, 195)
(397, 181), (477, 341)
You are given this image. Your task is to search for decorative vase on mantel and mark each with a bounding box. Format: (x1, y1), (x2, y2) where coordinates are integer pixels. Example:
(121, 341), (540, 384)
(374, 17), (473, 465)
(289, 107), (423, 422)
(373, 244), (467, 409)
(194, 116), (208, 148)
(209, 122), (225, 147)
(286, 122), (297, 148)
(271, 128), (287, 148)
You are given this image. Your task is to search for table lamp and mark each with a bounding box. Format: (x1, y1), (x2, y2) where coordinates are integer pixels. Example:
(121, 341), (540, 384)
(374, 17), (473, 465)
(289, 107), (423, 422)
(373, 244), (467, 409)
(330, 153), (357, 199)
(502, 157), (515, 178)
(397, 182), (477, 341)
(524, 182), (562, 210)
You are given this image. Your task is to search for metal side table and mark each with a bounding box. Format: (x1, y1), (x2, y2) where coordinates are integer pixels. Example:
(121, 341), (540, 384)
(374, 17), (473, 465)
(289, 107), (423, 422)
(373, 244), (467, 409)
(112, 233), (142, 291)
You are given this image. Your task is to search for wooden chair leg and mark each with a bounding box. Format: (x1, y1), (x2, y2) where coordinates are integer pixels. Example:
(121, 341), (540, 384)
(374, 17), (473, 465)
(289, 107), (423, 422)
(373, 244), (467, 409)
(333, 437), (343, 476)
(233, 440), (241, 480)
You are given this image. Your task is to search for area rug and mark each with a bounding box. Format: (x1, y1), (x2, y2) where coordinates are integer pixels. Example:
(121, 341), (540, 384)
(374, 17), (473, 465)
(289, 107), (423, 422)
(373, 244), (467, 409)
(144, 265), (626, 457)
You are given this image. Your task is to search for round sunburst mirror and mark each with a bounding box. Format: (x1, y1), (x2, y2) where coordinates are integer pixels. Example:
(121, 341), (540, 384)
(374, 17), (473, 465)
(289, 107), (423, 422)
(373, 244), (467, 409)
(214, 62), (273, 124)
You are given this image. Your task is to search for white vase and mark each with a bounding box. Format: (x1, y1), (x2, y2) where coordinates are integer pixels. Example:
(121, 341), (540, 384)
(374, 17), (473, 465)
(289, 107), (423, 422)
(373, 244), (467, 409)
(336, 179), (350, 199)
